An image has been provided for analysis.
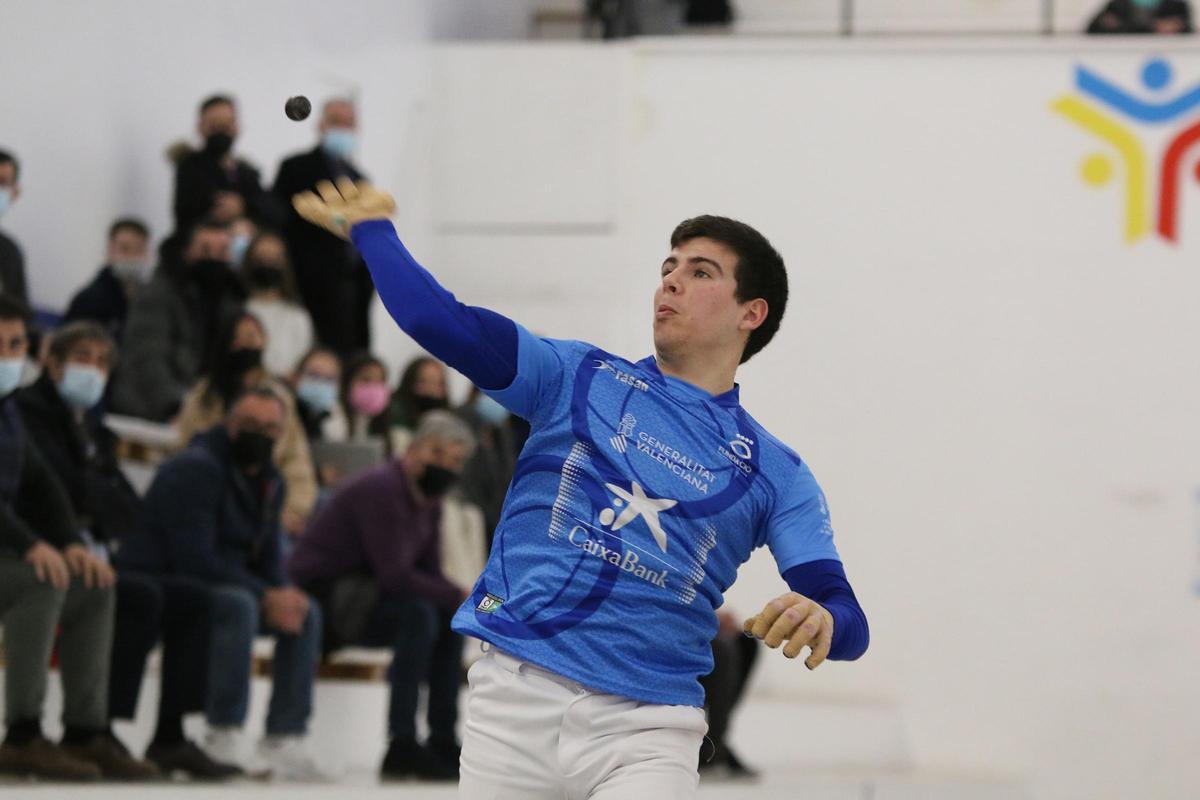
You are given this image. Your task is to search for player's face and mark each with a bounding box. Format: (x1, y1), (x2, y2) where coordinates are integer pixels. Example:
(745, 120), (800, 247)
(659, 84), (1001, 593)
(653, 237), (746, 359)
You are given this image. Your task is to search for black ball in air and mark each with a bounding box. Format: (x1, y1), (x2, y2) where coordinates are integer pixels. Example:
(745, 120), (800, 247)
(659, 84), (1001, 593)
(285, 96), (311, 121)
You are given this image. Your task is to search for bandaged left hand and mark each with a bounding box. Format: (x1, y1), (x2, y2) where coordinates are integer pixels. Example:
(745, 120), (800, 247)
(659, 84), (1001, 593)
(743, 592), (833, 670)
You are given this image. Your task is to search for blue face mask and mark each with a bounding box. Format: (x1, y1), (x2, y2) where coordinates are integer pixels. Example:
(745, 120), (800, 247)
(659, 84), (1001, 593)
(229, 234), (251, 267)
(474, 393), (509, 426)
(1132, 0), (1161, 7)
(0, 357), (22, 395)
(0, 188), (12, 220)
(296, 377), (338, 413)
(57, 364), (107, 410)
(322, 128), (357, 160)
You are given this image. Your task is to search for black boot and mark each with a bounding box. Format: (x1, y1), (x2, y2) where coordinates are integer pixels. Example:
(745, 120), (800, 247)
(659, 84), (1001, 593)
(145, 739), (242, 781)
(380, 737), (457, 781)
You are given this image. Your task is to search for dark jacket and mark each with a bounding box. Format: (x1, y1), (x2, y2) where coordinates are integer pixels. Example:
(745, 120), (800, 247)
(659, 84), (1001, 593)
(117, 425), (285, 597)
(1087, 0), (1193, 33)
(0, 229), (27, 303)
(16, 374), (140, 545)
(288, 460), (459, 609)
(272, 146), (372, 354)
(64, 266), (130, 344)
(109, 260), (244, 421)
(0, 394), (81, 554)
(174, 148), (281, 234)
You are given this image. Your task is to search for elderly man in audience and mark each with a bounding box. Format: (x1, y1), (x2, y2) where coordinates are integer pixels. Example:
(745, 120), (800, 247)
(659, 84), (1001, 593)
(117, 386), (324, 780)
(289, 410), (475, 782)
(110, 218), (244, 421)
(17, 320), (238, 780)
(0, 295), (147, 781)
(63, 218), (152, 346)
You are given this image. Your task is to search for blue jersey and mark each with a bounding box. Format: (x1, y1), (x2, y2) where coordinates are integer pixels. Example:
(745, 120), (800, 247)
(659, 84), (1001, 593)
(450, 326), (841, 706)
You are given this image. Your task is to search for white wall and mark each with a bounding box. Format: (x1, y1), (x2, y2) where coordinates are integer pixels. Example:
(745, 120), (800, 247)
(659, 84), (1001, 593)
(428, 38), (1200, 799)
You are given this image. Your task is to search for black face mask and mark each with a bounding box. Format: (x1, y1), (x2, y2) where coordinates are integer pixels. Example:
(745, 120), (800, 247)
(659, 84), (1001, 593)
(189, 258), (235, 294)
(412, 395), (448, 415)
(230, 431), (274, 471)
(246, 263), (284, 290)
(227, 347), (262, 375)
(417, 465), (458, 498)
(204, 132), (234, 157)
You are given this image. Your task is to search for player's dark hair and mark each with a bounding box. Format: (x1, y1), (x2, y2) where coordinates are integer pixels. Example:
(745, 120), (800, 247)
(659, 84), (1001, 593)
(108, 217), (149, 242)
(199, 94), (235, 116)
(0, 149), (18, 183)
(0, 293), (31, 326)
(669, 215), (788, 364)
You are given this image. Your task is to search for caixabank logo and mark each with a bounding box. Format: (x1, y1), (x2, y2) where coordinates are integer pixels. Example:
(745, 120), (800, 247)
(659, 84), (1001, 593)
(1053, 57), (1200, 244)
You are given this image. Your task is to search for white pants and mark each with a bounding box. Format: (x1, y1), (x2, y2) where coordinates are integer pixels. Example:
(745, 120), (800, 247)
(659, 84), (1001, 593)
(459, 645), (708, 799)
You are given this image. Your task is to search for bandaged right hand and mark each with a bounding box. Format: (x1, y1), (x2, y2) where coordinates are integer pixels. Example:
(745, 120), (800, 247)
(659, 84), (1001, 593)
(292, 177), (397, 239)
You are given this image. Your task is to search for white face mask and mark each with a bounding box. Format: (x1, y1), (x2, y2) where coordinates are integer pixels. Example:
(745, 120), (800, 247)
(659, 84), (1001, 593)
(0, 188), (12, 220)
(0, 357), (23, 395)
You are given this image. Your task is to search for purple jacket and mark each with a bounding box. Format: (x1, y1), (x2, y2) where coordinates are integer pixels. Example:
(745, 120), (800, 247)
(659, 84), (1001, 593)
(288, 460), (461, 608)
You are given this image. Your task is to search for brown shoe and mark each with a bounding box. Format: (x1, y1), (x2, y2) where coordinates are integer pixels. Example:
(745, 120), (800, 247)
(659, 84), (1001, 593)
(0, 735), (102, 781)
(61, 732), (161, 782)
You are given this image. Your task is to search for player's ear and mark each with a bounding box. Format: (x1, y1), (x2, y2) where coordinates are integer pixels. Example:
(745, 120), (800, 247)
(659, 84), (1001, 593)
(738, 298), (768, 333)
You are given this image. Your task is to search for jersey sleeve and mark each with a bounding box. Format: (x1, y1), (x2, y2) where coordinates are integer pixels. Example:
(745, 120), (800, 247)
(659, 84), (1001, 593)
(765, 465), (842, 573)
(483, 324), (576, 422)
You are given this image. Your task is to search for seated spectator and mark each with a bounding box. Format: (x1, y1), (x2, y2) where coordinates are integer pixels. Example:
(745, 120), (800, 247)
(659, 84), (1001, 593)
(110, 218), (244, 421)
(456, 386), (519, 545)
(291, 347), (347, 443)
(0, 295), (137, 781)
(63, 218), (152, 346)
(698, 610), (761, 781)
(386, 356), (450, 453)
(0, 150), (27, 303)
(241, 232), (314, 378)
(176, 310), (317, 538)
(17, 321), (236, 780)
(1087, 0), (1193, 32)
(117, 387), (324, 780)
(342, 352), (391, 442)
(173, 95), (280, 234)
(289, 411), (475, 781)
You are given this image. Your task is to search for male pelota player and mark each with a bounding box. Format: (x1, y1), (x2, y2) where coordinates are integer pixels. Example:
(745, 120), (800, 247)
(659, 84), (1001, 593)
(294, 179), (869, 799)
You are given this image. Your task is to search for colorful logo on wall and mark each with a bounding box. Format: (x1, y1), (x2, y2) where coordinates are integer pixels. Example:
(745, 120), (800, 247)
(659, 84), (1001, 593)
(1053, 58), (1200, 244)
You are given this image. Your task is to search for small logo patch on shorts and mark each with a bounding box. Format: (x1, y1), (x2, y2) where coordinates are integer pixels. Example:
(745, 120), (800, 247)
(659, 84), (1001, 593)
(477, 593), (505, 614)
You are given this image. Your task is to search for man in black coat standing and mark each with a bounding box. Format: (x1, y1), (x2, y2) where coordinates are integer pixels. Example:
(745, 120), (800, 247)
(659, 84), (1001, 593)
(273, 99), (372, 356)
(174, 95), (280, 235)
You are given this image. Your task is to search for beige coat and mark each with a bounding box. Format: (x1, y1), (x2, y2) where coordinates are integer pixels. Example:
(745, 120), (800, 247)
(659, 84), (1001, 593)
(175, 377), (318, 525)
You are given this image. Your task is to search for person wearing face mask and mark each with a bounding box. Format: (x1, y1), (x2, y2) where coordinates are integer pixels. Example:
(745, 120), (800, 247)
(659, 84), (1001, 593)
(118, 387), (326, 781)
(64, 219), (152, 347)
(0, 150), (28, 304)
(241, 232), (314, 378)
(16, 322), (236, 780)
(173, 95), (281, 236)
(341, 352), (392, 442)
(290, 347), (348, 443)
(175, 311), (317, 539)
(0, 297), (136, 782)
(386, 356), (450, 454)
(111, 219), (246, 421)
(273, 98), (373, 357)
(288, 410), (476, 781)
(1087, 0), (1193, 32)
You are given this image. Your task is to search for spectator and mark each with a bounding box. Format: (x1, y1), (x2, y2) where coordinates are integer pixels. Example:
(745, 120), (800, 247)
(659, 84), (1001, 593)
(0, 295), (141, 781)
(241, 231), (314, 377)
(0, 150), (27, 303)
(1087, 0), (1193, 32)
(289, 410), (475, 781)
(228, 216), (257, 268)
(110, 218), (244, 421)
(119, 387), (324, 780)
(175, 310), (317, 538)
(386, 356), (449, 453)
(697, 611), (761, 780)
(290, 346), (347, 443)
(456, 386), (519, 545)
(273, 98), (373, 356)
(342, 352), (391, 442)
(64, 218), (152, 345)
(173, 95), (279, 234)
